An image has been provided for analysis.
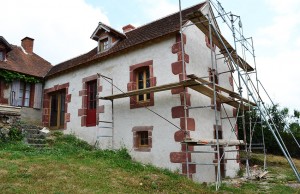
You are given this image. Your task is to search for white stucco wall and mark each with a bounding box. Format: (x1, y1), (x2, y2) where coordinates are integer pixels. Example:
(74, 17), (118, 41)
(45, 16), (240, 182)
(184, 19), (239, 182)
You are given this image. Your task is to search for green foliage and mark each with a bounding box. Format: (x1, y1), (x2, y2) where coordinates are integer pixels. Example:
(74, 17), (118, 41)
(0, 69), (40, 83)
(238, 104), (300, 158)
(8, 127), (23, 141)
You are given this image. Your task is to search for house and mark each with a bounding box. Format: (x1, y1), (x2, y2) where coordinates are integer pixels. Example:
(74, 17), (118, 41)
(43, 2), (251, 182)
(0, 36), (52, 124)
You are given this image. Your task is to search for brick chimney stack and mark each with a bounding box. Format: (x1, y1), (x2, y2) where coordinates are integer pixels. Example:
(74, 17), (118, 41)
(21, 37), (34, 54)
(122, 24), (135, 33)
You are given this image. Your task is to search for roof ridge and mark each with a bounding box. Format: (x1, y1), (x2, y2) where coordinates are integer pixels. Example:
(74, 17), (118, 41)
(55, 47), (97, 66)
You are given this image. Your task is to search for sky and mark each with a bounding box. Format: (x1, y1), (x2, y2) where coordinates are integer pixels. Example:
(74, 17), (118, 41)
(0, 0), (299, 111)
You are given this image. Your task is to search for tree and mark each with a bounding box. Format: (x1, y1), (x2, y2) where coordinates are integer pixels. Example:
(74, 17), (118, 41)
(238, 104), (300, 158)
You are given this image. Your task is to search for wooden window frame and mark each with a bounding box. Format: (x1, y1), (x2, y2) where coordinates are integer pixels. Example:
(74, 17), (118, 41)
(18, 82), (32, 107)
(128, 60), (156, 109)
(136, 67), (150, 103)
(99, 37), (110, 52)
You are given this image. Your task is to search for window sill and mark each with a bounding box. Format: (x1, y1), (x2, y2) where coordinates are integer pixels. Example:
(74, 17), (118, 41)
(134, 147), (151, 152)
(130, 99), (154, 109)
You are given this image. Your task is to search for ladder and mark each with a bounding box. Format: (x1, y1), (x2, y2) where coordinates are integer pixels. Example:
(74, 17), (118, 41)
(95, 74), (114, 149)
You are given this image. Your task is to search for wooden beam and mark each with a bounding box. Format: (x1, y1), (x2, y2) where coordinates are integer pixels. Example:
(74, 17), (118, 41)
(187, 74), (256, 106)
(183, 138), (245, 146)
(100, 78), (254, 110)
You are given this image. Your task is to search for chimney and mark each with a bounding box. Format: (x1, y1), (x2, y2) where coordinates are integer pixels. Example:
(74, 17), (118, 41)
(122, 24), (135, 33)
(21, 37), (34, 54)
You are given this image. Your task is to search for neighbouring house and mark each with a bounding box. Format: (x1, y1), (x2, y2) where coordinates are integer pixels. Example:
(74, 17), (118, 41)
(43, 2), (251, 182)
(0, 36), (52, 125)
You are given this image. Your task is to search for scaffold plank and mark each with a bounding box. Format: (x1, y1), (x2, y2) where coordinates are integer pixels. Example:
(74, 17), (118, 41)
(187, 74), (256, 106)
(100, 78), (254, 110)
(183, 138), (245, 146)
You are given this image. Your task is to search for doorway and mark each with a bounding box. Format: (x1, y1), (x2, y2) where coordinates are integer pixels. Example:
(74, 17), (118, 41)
(50, 90), (66, 129)
(86, 80), (97, 127)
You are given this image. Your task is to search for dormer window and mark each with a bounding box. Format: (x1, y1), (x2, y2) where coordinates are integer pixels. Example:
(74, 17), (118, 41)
(91, 22), (126, 53)
(99, 37), (110, 52)
(0, 51), (4, 61)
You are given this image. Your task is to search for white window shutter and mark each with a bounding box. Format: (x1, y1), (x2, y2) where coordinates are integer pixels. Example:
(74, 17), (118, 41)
(11, 80), (20, 106)
(33, 83), (42, 109)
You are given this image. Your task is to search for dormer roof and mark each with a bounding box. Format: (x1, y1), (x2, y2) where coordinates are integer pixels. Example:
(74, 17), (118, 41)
(0, 36), (13, 52)
(90, 22), (126, 42)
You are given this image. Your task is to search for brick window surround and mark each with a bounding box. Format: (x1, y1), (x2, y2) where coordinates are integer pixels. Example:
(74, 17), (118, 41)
(43, 83), (71, 129)
(209, 68), (221, 111)
(127, 60), (156, 109)
(213, 125), (226, 178)
(132, 126), (153, 152)
(205, 35), (216, 51)
(78, 74), (102, 127)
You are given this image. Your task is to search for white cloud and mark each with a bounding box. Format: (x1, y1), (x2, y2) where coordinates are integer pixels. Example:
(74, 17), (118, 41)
(257, 49), (300, 110)
(0, 0), (109, 64)
(246, 0), (300, 110)
(137, 0), (178, 21)
(264, 0), (300, 13)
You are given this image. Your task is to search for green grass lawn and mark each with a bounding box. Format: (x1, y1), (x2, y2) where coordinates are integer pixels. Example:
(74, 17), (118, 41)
(0, 133), (299, 193)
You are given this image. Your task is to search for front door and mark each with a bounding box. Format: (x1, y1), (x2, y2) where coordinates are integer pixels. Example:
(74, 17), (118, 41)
(86, 80), (97, 126)
(50, 90), (66, 129)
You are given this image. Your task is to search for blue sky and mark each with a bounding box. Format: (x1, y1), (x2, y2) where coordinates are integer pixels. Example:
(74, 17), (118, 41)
(0, 0), (299, 110)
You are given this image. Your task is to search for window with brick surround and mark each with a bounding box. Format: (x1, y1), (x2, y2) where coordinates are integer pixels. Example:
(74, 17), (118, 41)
(137, 131), (149, 146)
(209, 68), (221, 111)
(214, 125), (225, 178)
(136, 67), (150, 102)
(132, 126), (153, 152)
(128, 60), (156, 109)
(209, 68), (218, 84)
(205, 35), (216, 51)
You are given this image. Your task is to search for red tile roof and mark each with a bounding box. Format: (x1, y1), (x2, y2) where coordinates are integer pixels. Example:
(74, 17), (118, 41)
(46, 2), (206, 78)
(0, 45), (52, 78)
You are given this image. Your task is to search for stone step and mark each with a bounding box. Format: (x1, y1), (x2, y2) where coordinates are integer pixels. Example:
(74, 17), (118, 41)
(26, 134), (46, 139)
(25, 129), (40, 134)
(27, 138), (47, 144)
(28, 144), (47, 148)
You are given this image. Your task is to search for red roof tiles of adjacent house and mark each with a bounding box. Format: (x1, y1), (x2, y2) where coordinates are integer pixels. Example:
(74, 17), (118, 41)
(0, 45), (52, 78)
(46, 2), (206, 78)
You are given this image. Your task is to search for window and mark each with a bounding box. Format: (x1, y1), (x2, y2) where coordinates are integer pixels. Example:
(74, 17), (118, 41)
(0, 51), (4, 61)
(209, 68), (218, 84)
(137, 131), (149, 146)
(18, 82), (31, 107)
(86, 80), (97, 127)
(136, 67), (150, 102)
(128, 60), (156, 109)
(99, 38), (109, 52)
(50, 91), (66, 129)
(132, 126), (153, 152)
(214, 125), (225, 178)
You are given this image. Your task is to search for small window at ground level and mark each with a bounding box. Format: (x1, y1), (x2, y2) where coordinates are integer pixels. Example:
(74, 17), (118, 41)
(132, 126), (153, 152)
(137, 131), (149, 146)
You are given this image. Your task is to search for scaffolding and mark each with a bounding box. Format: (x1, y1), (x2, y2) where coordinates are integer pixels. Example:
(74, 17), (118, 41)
(98, 0), (300, 191)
